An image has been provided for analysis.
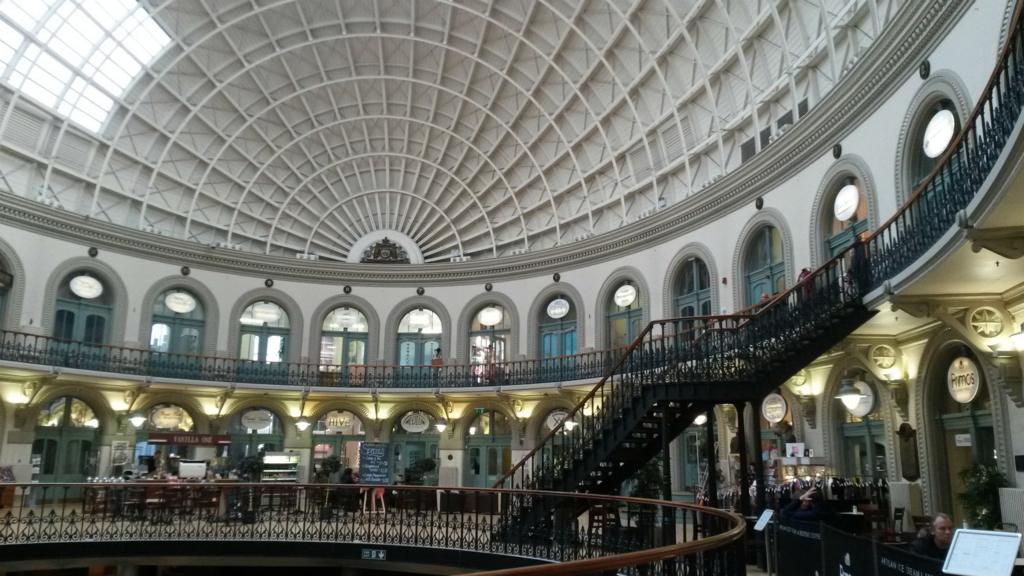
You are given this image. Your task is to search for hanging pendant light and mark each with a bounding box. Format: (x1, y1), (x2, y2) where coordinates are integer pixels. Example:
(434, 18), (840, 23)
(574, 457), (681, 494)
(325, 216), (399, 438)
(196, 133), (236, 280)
(835, 378), (865, 411)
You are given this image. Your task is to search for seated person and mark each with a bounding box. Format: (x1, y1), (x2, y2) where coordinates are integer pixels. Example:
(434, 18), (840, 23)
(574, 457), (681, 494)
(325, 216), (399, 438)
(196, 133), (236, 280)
(911, 514), (953, 560)
(781, 487), (833, 524)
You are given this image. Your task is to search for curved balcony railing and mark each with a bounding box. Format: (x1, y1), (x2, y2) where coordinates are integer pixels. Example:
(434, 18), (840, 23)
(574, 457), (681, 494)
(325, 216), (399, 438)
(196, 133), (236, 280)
(0, 329), (621, 389)
(0, 483), (744, 576)
(498, 0), (1024, 493)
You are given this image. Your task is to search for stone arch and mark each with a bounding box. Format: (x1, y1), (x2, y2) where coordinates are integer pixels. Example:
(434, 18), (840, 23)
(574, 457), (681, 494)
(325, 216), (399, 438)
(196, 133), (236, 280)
(523, 397), (578, 450)
(136, 275), (221, 355)
(661, 242), (721, 318)
(226, 287), (306, 363)
(526, 282), (587, 359)
(42, 256), (130, 345)
(593, 266), (652, 350)
(382, 401), (446, 443)
(893, 70), (973, 206)
(819, 359), (898, 481)
(807, 155), (881, 267)
(381, 295), (452, 364)
(453, 401), (519, 444)
(135, 392), (211, 434)
(454, 291), (521, 365)
(307, 400), (376, 439)
(913, 327), (1011, 515)
(24, 385), (116, 434)
(305, 294), (381, 364)
(730, 208), (796, 309)
(219, 398), (294, 437)
(0, 236), (27, 330)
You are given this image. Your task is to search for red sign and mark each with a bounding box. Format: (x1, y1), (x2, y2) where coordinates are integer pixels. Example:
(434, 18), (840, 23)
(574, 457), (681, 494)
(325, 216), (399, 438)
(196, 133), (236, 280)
(147, 433), (231, 446)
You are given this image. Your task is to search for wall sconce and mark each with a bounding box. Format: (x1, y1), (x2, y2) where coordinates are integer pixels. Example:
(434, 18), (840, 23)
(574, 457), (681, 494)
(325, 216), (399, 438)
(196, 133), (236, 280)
(128, 413), (147, 429)
(434, 420), (448, 433)
(295, 416), (311, 432)
(693, 413), (708, 426)
(835, 378), (866, 410)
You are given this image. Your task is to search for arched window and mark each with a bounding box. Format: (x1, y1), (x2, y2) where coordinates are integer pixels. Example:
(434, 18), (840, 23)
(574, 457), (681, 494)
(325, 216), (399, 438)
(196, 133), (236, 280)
(312, 410), (366, 475)
(675, 258), (712, 317)
(149, 289), (204, 354)
(824, 178), (870, 257)
(470, 305), (511, 384)
(320, 307), (369, 366)
(911, 99), (959, 189)
(239, 301), (289, 363)
(743, 226), (785, 306)
(132, 403), (198, 476)
(55, 271), (113, 343)
(228, 408), (284, 467)
(396, 308), (442, 366)
(32, 396), (100, 482)
(606, 281), (643, 348)
(464, 410), (512, 487)
(0, 260), (11, 328)
(390, 410), (440, 485)
(833, 372), (887, 479)
(539, 296), (577, 359)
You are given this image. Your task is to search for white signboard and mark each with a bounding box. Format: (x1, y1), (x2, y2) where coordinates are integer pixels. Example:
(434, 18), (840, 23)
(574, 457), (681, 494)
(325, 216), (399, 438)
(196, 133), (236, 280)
(761, 393), (788, 424)
(400, 411), (431, 433)
(833, 184), (860, 222)
(545, 410), (568, 432)
(241, 409), (274, 433)
(613, 284), (637, 307)
(943, 529), (1022, 576)
(546, 298), (570, 319)
(954, 433), (973, 447)
(947, 356), (981, 404)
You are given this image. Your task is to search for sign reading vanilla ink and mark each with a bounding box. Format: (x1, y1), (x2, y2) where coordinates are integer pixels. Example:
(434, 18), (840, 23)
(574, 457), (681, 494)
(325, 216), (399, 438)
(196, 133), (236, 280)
(947, 356), (980, 404)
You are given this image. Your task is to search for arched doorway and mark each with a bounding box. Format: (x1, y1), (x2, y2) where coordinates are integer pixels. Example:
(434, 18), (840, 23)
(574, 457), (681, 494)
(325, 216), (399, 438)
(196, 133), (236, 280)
(464, 410), (512, 487)
(469, 305), (510, 385)
(606, 281), (643, 349)
(743, 226), (786, 306)
(396, 308), (442, 385)
(227, 407), (284, 469)
(538, 295), (577, 379)
(319, 306), (369, 386)
(238, 301), (290, 363)
(32, 396), (100, 484)
(674, 257), (712, 317)
(389, 410), (440, 485)
(54, 271), (113, 344)
(131, 403), (198, 477)
(311, 410), (366, 476)
(832, 372), (888, 480)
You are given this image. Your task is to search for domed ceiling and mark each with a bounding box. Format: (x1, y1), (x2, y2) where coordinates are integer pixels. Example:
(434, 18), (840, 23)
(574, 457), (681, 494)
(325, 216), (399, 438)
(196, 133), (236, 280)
(0, 0), (906, 263)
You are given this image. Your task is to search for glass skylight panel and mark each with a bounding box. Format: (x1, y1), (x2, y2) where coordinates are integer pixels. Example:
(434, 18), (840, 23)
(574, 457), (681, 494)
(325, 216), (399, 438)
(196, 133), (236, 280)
(0, 0), (171, 134)
(0, 19), (23, 69)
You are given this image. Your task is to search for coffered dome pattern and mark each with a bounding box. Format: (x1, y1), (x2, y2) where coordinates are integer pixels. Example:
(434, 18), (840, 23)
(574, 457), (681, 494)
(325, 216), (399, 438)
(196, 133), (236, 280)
(0, 0), (906, 262)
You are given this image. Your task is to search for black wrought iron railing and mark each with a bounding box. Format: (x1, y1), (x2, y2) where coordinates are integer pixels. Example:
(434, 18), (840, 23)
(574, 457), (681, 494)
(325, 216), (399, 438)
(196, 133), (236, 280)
(497, 0), (1024, 494)
(0, 483), (744, 576)
(0, 329), (620, 389)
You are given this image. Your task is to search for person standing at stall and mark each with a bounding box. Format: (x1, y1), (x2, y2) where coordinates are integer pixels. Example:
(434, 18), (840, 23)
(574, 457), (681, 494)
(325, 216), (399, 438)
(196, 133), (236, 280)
(911, 514), (953, 560)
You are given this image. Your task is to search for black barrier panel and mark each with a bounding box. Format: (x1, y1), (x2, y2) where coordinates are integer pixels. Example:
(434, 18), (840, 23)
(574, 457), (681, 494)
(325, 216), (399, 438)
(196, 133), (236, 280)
(778, 520), (823, 576)
(875, 541), (943, 576)
(823, 525), (877, 576)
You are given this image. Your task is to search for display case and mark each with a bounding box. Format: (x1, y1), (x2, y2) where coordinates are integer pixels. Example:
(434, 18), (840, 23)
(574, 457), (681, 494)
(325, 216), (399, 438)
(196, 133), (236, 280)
(261, 452), (300, 483)
(775, 457), (832, 482)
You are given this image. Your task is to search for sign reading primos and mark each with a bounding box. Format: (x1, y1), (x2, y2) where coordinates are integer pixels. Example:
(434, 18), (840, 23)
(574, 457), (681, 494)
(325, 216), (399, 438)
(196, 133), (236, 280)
(761, 393), (788, 424)
(947, 356), (980, 404)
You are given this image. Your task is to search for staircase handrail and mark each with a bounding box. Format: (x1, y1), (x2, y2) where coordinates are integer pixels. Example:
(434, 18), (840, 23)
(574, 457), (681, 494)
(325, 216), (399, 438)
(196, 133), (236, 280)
(495, 0), (1024, 490)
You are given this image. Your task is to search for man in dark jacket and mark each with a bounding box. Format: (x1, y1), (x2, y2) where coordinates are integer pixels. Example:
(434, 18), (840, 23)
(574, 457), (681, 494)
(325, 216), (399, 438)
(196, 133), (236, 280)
(911, 514), (953, 560)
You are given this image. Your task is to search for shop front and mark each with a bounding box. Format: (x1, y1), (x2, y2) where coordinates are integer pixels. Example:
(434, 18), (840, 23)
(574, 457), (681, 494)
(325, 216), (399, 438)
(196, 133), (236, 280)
(32, 396), (100, 484)
(131, 403), (211, 477)
(388, 410), (440, 485)
(311, 410), (365, 480)
(227, 407), (285, 468)
(464, 410), (511, 488)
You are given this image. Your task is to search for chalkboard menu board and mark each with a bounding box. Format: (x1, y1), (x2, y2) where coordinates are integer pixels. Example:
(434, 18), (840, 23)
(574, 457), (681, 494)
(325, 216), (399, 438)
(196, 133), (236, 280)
(359, 442), (390, 484)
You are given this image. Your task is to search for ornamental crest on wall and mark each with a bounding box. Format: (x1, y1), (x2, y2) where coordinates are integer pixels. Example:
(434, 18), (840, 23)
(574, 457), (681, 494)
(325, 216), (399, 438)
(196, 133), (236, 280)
(361, 237), (410, 264)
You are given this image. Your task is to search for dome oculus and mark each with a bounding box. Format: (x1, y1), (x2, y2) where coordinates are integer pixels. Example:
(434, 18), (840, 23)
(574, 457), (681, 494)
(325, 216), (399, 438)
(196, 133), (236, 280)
(69, 274), (103, 299)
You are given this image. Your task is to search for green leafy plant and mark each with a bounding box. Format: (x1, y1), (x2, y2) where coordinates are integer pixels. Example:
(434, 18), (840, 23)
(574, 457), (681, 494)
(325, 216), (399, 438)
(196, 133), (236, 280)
(957, 463), (1007, 529)
(403, 457), (437, 485)
(236, 455), (263, 481)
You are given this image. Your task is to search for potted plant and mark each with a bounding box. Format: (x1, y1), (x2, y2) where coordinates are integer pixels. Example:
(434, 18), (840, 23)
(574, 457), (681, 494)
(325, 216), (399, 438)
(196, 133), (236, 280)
(957, 463), (1008, 529)
(236, 455), (263, 523)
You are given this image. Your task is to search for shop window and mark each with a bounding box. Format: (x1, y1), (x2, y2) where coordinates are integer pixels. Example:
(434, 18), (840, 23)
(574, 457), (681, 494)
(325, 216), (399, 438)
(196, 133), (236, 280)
(228, 408), (283, 467)
(312, 410), (366, 476)
(54, 270), (113, 343)
(606, 281), (642, 349)
(149, 289), (204, 355)
(390, 411), (440, 485)
(396, 308), (442, 367)
(32, 396), (99, 483)
(675, 257), (712, 317)
(743, 226), (786, 306)
(834, 374), (887, 479)
(464, 410), (512, 487)
(238, 301), (289, 363)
